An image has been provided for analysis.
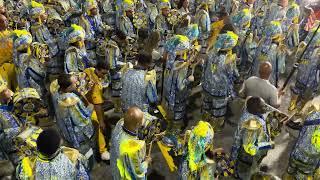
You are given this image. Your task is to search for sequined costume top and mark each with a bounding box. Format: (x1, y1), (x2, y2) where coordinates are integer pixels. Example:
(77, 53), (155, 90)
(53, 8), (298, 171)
(0, 104), (24, 164)
(121, 68), (157, 112)
(55, 92), (94, 149)
(16, 147), (89, 180)
(202, 52), (238, 98)
(110, 119), (138, 180)
(30, 24), (59, 58)
(289, 111), (320, 177)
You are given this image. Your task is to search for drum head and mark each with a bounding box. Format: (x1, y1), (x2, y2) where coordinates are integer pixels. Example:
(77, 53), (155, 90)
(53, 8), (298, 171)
(13, 88), (43, 118)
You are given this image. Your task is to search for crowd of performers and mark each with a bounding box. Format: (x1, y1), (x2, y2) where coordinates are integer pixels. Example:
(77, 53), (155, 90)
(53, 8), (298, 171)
(0, 0), (319, 179)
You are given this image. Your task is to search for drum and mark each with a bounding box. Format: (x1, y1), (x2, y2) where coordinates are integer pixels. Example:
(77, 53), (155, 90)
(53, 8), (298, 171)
(167, 9), (182, 27)
(13, 88), (43, 119)
(15, 125), (43, 157)
(74, 72), (94, 95)
(30, 42), (49, 64)
(133, 12), (148, 30)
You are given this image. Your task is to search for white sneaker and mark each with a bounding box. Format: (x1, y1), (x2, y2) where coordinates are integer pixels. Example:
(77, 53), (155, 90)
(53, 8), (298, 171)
(101, 151), (110, 161)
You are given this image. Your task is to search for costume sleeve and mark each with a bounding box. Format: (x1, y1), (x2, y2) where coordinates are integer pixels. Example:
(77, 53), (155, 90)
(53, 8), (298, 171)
(76, 159), (90, 180)
(176, 68), (190, 91)
(65, 50), (79, 74)
(119, 17), (128, 36)
(230, 126), (242, 160)
(146, 80), (158, 104)
(70, 100), (93, 127)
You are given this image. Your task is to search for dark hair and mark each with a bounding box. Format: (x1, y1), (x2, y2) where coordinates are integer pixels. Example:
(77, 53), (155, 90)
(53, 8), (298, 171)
(115, 29), (127, 40)
(137, 53), (153, 67)
(138, 28), (150, 40)
(96, 61), (109, 70)
(247, 97), (264, 115)
(177, 0), (187, 9)
(58, 74), (73, 90)
(36, 128), (61, 157)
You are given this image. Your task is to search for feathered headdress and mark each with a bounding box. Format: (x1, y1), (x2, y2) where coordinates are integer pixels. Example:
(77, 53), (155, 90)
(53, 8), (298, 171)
(29, 1), (45, 18)
(215, 31), (239, 51)
(12, 30), (33, 51)
(66, 24), (86, 43)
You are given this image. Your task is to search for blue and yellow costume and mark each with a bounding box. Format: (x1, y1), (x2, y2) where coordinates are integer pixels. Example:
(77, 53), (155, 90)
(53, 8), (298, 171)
(254, 21), (286, 87)
(289, 25), (320, 111)
(0, 78), (24, 165)
(117, 139), (148, 180)
(179, 121), (216, 180)
(12, 30), (46, 98)
(121, 66), (157, 113)
(119, 0), (135, 38)
(64, 24), (92, 74)
(111, 119), (138, 180)
(79, 0), (107, 62)
(163, 35), (191, 130)
(16, 146), (89, 180)
(29, 1), (59, 58)
(202, 31), (239, 130)
(285, 3), (300, 49)
(230, 110), (273, 180)
(285, 96), (320, 179)
(55, 92), (95, 156)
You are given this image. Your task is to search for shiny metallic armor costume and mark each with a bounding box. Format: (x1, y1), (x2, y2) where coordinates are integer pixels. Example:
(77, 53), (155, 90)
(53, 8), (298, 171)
(202, 31), (239, 130)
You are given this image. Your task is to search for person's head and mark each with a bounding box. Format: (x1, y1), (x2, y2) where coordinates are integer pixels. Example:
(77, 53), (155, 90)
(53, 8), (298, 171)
(95, 62), (109, 78)
(36, 128), (62, 158)
(29, 1), (47, 23)
(0, 6), (6, 15)
(115, 29), (127, 41)
(122, 0), (134, 17)
(246, 0), (255, 5)
(13, 29), (33, 52)
(58, 74), (77, 92)
(0, 88), (13, 104)
(246, 96), (265, 115)
(68, 24), (86, 48)
(137, 53), (153, 68)
(0, 14), (8, 31)
(138, 28), (150, 41)
(124, 106), (144, 132)
(178, 0), (189, 9)
(161, 7), (170, 17)
(278, 0), (288, 8)
(259, 61), (272, 80)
